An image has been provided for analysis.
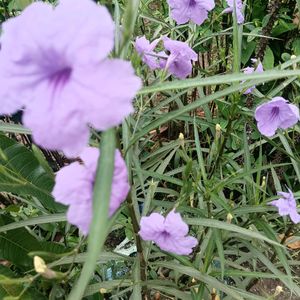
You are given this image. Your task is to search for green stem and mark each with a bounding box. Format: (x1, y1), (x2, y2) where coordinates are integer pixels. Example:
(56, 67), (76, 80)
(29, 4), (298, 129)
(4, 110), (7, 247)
(67, 128), (116, 300)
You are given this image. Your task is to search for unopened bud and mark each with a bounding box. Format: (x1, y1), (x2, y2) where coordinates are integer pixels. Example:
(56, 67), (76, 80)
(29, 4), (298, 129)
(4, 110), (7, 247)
(216, 124), (222, 139)
(34, 256), (47, 274)
(179, 132), (184, 140)
(178, 132), (184, 147)
(291, 55), (297, 70)
(227, 213), (233, 223)
(34, 256), (57, 279)
(274, 285), (283, 296)
(261, 176), (266, 188)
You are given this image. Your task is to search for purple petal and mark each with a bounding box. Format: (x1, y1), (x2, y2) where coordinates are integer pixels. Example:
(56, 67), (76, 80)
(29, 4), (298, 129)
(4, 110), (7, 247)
(109, 149), (130, 216)
(52, 162), (92, 206)
(53, 0), (114, 66)
(164, 210), (189, 237)
(22, 80), (90, 157)
(67, 201), (92, 235)
(156, 235), (198, 255)
(73, 59), (141, 131)
(139, 213), (165, 241)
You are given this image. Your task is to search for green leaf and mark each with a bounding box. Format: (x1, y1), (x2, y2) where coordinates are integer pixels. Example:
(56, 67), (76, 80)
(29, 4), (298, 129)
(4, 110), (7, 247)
(262, 47), (274, 70)
(0, 135), (63, 212)
(185, 218), (282, 246)
(0, 213), (66, 233)
(0, 216), (42, 267)
(8, 0), (32, 11)
(153, 262), (265, 300)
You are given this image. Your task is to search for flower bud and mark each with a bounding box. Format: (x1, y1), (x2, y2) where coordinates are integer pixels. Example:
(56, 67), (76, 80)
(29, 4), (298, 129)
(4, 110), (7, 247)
(216, 124), (222, 139)
(227, 213), (233, 223)
(34, 256), (57, 279)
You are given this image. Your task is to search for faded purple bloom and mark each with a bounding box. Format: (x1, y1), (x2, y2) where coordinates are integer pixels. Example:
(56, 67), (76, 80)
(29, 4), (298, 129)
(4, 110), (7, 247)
(269, 189), (300, 224)
(223, 0), (244, 24)
(167, 0), (215, 25)
(139, 210), (198, 255)
(163, 37), (197, 79)
(0, 0), (141, 157)
(52, 147), (130, 235)
(255, 97), (299, 137)
(135, 36), (161, 70)
(243, 58), (264, 94)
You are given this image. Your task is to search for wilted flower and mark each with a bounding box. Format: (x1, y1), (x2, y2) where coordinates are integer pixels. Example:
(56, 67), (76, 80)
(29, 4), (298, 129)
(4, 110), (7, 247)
(167, 0), (215, 25)
(52, 147), (130, 235)
(243, 58), (264, 94)
(163, 37), (197, 79)
(0, 0), (141, 157)
(139, 210), (198, 255)
(269, 189), (300, 224)
(223, 0), (244, 24)
(135, 36), (162, 70)
(255, 97), (299, 137)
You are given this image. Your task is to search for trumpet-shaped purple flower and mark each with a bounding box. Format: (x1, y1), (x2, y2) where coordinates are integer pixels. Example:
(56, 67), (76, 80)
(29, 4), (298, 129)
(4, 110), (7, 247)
(223, 0), (244, 24)
(255, 97), (299, 137)
(163, 37), (197, 79)
(269, 189), (300, 224)
(139, 210), (198, 255)
(0, 0), (141, 157)
(52, 147), (130, 235)
(243, 58), (264, 94)
(135, 36), (162, 70)
(167, 0), (215, 25)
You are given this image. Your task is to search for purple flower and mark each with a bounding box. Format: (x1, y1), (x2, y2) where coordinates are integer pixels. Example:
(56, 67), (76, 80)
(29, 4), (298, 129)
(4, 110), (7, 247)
(163, 37), (197, 79)
(255, 97), (299, 137)
(269, 189), (300, 224)
(223, 0), (244, 24)
(135, 36), (162, 70)
(0, 0), (141, 157)
(167, 0), (215, 25)
(52, 147), (130, 235)
(243, 58), (264, 94)
(139, 210), (198, 255)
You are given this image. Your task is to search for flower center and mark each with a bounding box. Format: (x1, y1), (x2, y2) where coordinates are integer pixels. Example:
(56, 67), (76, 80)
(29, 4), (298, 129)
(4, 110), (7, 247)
(49, 66), (72, 88)
(161, 230), (171, 239)
(270, 106), (280, 121)
(189, 0), (197, 7)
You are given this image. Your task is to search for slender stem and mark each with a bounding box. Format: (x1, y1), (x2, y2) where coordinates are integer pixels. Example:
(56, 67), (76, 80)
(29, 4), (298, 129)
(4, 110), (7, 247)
(67, 128), (116, 300)
(127, 193), (147, 296)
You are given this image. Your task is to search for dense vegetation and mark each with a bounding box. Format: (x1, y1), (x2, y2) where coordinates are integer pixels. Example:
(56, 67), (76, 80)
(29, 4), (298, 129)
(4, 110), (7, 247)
(0, 0), (300, 299)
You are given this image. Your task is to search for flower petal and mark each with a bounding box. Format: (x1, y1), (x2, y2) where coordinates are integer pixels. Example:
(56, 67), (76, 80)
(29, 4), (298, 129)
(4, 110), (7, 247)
(67, 201), (92, 235)
(52, 162), (92, 206)
(164, 210), (189, 237)
(139, 213), (165, 241)
(53, 0), (114, 66)
(22, 80), (90, 157)
(72, 59), (141, 131)
(109, 150), (130, 216)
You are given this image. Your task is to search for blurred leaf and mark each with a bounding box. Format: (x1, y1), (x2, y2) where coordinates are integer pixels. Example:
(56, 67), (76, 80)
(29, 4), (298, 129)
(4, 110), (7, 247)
(0, 216), (42, 267)
(263, 47), (274, 70)
(0, 135), (64, 212)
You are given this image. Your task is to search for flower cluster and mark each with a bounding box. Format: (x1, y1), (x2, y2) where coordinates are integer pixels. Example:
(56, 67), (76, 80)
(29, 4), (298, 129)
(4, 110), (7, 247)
(139, 210), (198, 255)
(52, 147), (130, 235)
(135, 36), (197, 79)
(0, 0), (141, 157)
(269, 189), (300, 224)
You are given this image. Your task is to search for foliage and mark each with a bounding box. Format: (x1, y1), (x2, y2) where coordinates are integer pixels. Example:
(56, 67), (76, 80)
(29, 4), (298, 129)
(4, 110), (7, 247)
(0, 0), (300, 299)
